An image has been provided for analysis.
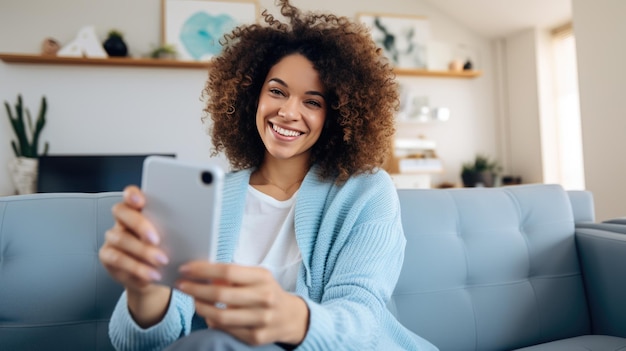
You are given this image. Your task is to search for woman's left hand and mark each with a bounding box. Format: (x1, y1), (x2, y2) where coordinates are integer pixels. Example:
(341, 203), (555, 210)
(176, 261), (309, 346)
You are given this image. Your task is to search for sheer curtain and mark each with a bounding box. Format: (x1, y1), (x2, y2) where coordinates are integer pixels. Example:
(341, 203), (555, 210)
(552, 24), (585, 190)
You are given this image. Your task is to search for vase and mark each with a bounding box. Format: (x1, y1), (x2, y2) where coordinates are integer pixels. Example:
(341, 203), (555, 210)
(103, 35), (128, 57)
(8, 157), (38, 195)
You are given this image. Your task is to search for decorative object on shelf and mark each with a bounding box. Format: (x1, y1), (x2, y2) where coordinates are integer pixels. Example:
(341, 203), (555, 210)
(386, 136), (442, 176)
(57, 26), (108, 58)
(162, 0), (259, 61)
(454, 43), (479, 72)
(358, 12), (430, 70)
(461, 154), (502, 187)
(397, 84), (451, 122)
(103, 30), (129, 57)
(463, 59), (473, 70)
(4, 94), (50, 195)
(448, 58), (463, 72)
(149, 44), (177, 59)
(431, 107), (450, 121)
(41, 37), (61, 56)
(398, 87), (429, 121)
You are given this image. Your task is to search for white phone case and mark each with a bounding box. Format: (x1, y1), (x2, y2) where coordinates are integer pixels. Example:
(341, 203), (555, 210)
(141, 156), (224, 287)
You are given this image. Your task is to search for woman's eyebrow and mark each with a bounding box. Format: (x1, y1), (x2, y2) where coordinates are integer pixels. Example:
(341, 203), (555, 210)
(268, 78), (326, 99)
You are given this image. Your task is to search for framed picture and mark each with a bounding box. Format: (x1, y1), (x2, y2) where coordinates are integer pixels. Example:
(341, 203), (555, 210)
(357, 13), (430, 70)
(162, 0), (259, 61)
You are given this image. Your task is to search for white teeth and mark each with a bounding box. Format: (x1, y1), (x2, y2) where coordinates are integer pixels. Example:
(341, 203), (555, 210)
(272, 124), (302, 137)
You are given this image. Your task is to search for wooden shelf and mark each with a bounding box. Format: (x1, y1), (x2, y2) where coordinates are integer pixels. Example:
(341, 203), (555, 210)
(393, 67), (482, 78)
(0, 53), (482, 77)
(0, 53), (211, 69)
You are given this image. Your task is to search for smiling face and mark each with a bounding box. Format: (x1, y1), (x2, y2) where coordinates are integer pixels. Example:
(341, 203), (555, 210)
(256, 53), (327, 165)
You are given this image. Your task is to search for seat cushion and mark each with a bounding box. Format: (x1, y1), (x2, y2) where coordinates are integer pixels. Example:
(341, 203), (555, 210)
(513, 335), (626, 351)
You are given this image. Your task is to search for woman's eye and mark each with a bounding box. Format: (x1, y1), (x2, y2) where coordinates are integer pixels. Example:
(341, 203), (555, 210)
(307, 100), (322, 108)
(269, 88), (284, 96)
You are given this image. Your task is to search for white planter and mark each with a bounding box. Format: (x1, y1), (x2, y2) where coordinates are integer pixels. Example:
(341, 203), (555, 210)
(8, 157), (38, 195)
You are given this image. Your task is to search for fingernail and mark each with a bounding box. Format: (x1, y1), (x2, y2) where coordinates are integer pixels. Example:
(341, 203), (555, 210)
(149, 269), (162, 281)
(146, 230), (159, 245)
(131, 194), (141, 205)
(155, 252), (169, 265)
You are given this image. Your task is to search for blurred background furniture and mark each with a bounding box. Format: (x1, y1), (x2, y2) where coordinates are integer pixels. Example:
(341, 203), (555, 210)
(37, 154), (174, 193)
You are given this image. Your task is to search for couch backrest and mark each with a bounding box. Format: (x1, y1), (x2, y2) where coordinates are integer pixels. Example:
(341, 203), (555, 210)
(0, 192), (124, 351)
(392, 184), (593, 351)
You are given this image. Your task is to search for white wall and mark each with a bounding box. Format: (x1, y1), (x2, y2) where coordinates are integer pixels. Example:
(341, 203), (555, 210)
(502, 29), (544, 184)
(572, 0), (626, 221)
(0, 0), (497, 195)
(500, 27), (561, 186)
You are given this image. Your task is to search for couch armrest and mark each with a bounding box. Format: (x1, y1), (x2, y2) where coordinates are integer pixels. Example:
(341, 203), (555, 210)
(603, 217), (626, 225)
(577, 222), (626, 235)
(576, 226), (626, 337)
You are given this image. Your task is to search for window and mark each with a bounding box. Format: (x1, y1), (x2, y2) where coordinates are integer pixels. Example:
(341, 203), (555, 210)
(551, 23), (585, 190)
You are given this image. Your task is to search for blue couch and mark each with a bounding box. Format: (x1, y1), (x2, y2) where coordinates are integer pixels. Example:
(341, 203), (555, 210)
(1, 184), (625, 350)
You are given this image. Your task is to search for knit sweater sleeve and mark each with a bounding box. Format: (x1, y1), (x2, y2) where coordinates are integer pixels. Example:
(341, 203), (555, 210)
(108, 289), (195, 351)
(293, 172), (419, 350)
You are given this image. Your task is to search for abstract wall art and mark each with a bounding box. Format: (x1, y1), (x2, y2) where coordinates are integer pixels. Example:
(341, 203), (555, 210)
(162, 0), (258, 61)
(358, 13), (430, 70)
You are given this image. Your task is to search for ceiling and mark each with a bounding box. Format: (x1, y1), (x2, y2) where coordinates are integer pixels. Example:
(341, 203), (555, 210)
(423, 0), (572, 39)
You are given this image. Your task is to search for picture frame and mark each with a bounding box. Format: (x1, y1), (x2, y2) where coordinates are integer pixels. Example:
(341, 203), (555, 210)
(357, 13), (430, 70)
(161, 0), (259, 61)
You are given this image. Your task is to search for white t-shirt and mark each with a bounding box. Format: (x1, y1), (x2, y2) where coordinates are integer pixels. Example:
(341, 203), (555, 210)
(233, 186), (302, 292)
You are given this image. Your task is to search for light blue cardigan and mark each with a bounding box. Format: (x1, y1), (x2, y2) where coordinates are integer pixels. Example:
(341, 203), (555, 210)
(109, 166), (438, 350)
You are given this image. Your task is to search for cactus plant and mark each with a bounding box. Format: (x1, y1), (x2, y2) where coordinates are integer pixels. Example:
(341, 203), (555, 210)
(4, 94), (49, 158)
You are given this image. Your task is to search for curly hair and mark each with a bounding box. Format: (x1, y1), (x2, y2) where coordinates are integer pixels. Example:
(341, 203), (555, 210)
(203, 0), (399, 182)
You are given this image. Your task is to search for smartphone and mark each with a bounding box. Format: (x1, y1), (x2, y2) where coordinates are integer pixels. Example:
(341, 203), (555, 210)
(141, 156), (225, 287)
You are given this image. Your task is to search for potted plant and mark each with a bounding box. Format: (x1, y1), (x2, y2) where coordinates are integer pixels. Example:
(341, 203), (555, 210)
(461, 154), (501, 187)
(149, 44), (177, 60)
(4, 94), (49, 194)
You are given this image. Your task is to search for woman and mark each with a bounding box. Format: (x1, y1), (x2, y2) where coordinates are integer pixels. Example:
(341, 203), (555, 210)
(99, 1), (437, 350)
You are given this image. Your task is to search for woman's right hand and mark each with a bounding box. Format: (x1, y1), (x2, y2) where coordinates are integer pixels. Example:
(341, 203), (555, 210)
(99, 185), (172, 327)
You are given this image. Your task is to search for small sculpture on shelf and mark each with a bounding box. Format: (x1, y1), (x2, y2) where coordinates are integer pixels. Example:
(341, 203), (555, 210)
(448, 58), (463, 72)
(57, 26), (108, 58)
(41, 37), (61, 56)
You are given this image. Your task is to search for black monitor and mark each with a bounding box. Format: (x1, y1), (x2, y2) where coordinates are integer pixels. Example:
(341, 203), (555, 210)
(36, 154), (175, 193)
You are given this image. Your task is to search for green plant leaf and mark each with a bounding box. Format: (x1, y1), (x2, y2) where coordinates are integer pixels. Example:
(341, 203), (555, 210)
(5, 94), (49, 158)
(11, 140), (20, 157)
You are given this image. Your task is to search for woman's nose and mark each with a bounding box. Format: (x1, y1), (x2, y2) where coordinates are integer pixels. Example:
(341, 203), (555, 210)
(278, 98), (300, 120)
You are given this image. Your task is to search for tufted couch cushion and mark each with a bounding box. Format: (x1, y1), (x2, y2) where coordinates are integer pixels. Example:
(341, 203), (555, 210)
(0, 192), (123, 351)
(391, 184), (601, 351)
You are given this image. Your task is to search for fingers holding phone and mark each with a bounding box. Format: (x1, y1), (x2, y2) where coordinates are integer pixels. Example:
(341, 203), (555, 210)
(176, 262), (309, 346)
(99, 185), (169, 292)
